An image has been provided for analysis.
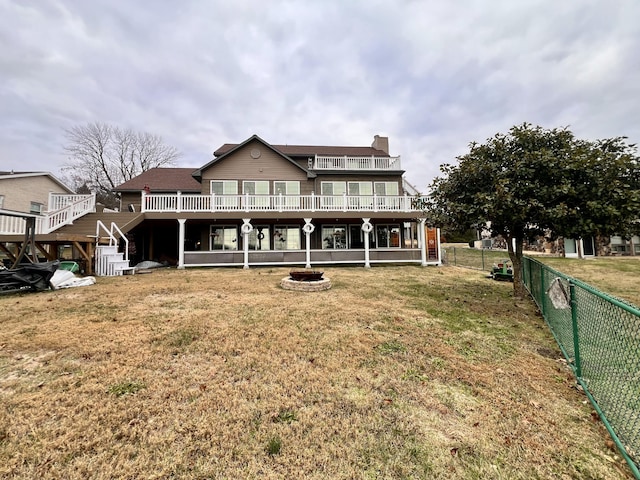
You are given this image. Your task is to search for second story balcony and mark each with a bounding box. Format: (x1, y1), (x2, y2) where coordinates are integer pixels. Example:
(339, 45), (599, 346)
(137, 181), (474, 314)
(312, 155), (402, 171)
(141, 192), (422, 214)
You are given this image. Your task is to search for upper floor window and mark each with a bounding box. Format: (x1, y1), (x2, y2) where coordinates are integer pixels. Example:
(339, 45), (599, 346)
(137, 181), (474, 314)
(242, 181), (269, 195)
(30, 202), (44, 215)
(274, 181), (300, 209)
(210, 180), (237, 195)
(321, 181), (346, 196)
(348, 182), (373, 196)
(243, 181), (269, 208)
(374, 182), (399, 196)
(210, 181), (238, 209)
(274, 181), (300, 195)
(0, 195), (4, 209)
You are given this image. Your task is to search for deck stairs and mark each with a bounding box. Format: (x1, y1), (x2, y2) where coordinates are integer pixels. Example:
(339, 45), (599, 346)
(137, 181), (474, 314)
(95, 244), (134, 276)
(93, 219), (136, 276)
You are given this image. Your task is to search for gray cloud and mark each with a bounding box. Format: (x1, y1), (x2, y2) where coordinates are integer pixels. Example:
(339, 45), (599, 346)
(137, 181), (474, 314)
(1, 0), (639, 190)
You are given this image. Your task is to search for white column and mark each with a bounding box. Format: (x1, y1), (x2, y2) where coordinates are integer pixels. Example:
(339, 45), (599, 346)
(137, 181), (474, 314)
(420, 219), (428, 266)
(436, 227), (442, 265)
(362, 218), (372, 268)
(242, 218), (252, 269)
(303, 218), (314, 269)
(177, 219), (186, 269)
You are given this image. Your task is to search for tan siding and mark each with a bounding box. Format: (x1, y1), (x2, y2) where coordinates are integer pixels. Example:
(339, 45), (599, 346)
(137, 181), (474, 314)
(0, 176), (70, 213)
(200, 140), (309, 194)
(120, 192), (142, 212)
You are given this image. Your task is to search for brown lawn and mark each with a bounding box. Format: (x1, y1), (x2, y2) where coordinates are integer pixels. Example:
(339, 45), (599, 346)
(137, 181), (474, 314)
(0, 266), (633, 479)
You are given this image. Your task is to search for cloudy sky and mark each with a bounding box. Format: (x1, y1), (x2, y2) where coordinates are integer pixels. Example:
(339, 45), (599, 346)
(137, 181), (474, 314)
(1, 0), (639, 191)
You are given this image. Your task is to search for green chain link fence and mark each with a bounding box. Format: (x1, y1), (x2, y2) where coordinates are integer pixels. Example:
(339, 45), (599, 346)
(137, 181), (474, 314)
(523, 257), (640, 478)
(442, 247), (640, 476)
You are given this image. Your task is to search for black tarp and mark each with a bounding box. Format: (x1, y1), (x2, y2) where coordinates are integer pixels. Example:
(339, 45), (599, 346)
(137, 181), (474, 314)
(0, 260), (59, 294)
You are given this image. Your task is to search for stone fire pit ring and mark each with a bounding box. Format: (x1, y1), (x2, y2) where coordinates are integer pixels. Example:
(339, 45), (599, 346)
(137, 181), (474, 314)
(281, 271), (332, 292)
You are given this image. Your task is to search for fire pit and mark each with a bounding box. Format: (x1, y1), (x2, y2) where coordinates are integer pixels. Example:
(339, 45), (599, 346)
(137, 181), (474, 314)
(288, 270), (324, 281)
(281, 270), (331, 292)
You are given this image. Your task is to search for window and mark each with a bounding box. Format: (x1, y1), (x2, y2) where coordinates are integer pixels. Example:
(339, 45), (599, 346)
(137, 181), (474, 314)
(274, 181), (300, 195)
(376, 224), (401, 248)
(321, 181), (346, 195)
(30, 202), (44, 215)
(322, 225), (347, 249)
(374, 182), (400, 209)
(273, 226), (301, 250)
(321, 181), (346, 209)
(347, 182), (373, 196)
(243, 181), (269, 195)
(243, 181), (270, 208)
(248, 226), (271, 250)
(347, 182), (373, 208)
(273, 181), (300, 209)
(374, 182), (399, 195)
(0, 195), (4, 209)
(211, 180), (237, 195)
(209, 225), (238, 250)
(210, 180), (238, 208)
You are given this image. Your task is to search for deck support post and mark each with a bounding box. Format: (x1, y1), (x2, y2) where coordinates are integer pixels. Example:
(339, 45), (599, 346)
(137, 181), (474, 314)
(419, 219), (428, 266)
(178, 219), (186, 269)
(303, 218), (314, 269)
(242, 218), (252, 269)
(362, 218), (372, 268)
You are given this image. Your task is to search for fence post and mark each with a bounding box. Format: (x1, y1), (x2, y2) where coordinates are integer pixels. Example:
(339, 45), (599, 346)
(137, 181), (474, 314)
(569, 280), (582, 378)
(539, 262), (546, 316)
(453, 247), (457, 266)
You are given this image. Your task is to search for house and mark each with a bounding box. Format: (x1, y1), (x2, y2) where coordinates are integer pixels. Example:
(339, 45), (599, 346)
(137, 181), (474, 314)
(114, 134), (440, 269)
(0, 171), (100, 267)
(0, 171), (75, 215)
(0, 135), (439, 273)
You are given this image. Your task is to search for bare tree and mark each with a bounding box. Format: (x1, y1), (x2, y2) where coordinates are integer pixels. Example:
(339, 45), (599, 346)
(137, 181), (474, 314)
(63, 122), (180, 206)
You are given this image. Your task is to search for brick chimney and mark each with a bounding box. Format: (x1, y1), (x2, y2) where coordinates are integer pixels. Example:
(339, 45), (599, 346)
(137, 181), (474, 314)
(371, 135), (389, 154)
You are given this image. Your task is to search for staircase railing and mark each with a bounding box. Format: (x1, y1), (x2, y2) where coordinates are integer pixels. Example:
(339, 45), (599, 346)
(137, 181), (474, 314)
(95, 220), (129, 261)
(45, 194), (96, 233)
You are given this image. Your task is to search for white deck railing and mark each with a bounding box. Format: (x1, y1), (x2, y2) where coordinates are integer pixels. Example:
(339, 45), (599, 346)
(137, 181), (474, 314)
(142, 192), (422, 213)
(0, 194), (95, 235)
(45, 194), (96, 233)
(313, 155), (401, 170)
(0, 215), (46, 235)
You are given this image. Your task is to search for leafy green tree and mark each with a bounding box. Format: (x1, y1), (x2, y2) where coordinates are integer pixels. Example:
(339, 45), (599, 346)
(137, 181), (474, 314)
(423, 123), (640, 297)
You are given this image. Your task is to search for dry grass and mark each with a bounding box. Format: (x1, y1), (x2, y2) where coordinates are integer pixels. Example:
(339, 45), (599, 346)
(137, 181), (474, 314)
(0, 266), (633, 479)
(539, 257), (640, 307)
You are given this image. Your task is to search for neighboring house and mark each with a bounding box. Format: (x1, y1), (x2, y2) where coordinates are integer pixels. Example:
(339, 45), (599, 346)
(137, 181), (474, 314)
(114, 134), (439, 269)
(608, 235), (640, 256)
(0, 171), (89, 266)
(0, 171), (75, 215)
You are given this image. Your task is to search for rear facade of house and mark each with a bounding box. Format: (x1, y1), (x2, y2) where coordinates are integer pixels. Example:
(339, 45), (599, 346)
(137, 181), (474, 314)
(115, 134), (439, 269)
